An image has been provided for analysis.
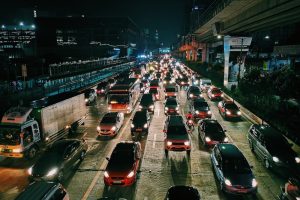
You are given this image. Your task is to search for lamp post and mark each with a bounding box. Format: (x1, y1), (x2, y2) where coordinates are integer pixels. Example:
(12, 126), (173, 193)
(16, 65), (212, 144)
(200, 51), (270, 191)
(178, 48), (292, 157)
(237, 38), (244, 84)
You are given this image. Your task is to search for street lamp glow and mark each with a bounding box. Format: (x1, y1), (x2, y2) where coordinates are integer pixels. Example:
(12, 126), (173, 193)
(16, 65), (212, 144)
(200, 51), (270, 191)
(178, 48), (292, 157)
(1, 25), (5, 29)
(19, 22), (24, 26)
(31, 24), (35, 29)
(264, 35), (270, 39)
(217, 35), (222, 39)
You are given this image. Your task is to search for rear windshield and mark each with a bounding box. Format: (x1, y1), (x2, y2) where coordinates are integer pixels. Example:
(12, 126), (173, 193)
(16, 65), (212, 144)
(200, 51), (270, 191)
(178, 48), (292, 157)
(225, 103), (238, 110)
(167, 125), (187, 135)
(222, 158), (251, 174)
(101, 116), (116, 123)
(166, 87), (176, 92)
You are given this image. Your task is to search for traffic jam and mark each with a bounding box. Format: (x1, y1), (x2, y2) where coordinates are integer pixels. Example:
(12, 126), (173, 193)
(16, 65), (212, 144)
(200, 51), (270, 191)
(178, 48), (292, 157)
(0, 56), (300, 200)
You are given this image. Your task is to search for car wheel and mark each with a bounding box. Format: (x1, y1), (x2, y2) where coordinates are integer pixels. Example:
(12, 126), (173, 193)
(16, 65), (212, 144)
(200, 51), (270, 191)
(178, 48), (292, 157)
(26, 146), (37, 159)
(80, 151), (86, 161)
(220, 182), (224, 192)
(57, 171), (64, 182)
(265, 159), (271, 169)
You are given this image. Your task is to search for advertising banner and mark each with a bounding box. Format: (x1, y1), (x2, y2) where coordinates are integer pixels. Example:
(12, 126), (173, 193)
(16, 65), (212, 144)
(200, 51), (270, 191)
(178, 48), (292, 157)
(224, 36), (252, 89)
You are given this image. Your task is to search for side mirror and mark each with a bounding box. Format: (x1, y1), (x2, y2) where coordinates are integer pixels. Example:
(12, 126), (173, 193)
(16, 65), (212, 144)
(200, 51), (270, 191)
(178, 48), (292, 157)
(106, 157), (110, 161)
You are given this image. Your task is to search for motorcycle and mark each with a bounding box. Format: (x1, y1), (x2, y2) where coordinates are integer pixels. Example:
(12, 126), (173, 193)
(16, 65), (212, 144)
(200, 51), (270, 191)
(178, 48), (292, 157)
(278, 178), (300, 200)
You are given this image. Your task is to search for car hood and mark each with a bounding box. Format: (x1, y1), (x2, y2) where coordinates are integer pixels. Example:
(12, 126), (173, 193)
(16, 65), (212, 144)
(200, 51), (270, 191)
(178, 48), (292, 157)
(195, 106), (209, 111)
(224, 172), (254, 187)
(206, 132), (225, 141)
(32, 155), (62, 176)
(166, 105), (177, 109)
(100, 123), (116, 130)
(106, 160), (134, 175)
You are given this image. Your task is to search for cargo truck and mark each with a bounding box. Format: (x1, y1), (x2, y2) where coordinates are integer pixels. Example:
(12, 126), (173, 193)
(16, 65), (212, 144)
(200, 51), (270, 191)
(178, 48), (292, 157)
(0, 93), (86, 159)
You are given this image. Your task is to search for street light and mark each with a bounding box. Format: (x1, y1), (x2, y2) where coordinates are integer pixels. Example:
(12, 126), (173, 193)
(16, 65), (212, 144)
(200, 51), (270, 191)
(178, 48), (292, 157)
(19, 22), (24, 26)
(217, 35), (222, 39)
(31, 24), (35, 29)
(1, 25), (5, 29)
(264, 35), (270, 39)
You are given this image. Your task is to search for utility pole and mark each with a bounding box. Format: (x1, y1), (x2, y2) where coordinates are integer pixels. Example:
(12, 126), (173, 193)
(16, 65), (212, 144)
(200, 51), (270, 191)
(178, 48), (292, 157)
(238, 38), (243, 84)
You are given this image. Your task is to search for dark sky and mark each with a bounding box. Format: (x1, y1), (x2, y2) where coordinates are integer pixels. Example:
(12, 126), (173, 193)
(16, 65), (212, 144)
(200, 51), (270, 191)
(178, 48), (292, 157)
(0, 0), (190, 46)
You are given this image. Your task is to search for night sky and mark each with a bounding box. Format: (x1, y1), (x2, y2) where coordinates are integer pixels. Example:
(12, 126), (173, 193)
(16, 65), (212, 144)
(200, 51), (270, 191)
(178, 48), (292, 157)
(0, 0), (190, 46)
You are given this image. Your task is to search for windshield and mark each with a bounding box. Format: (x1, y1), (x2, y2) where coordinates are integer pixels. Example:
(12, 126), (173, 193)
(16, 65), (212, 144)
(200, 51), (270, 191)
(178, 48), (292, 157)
(166, 87), (176, 92)
(101, 116), (116, 124)
(225, 103), (238, 110)
(167, 125), (188, 135)
(150, 81), (159, 87)
(0, 125), (21, 145)
(141, 95), (152, 104)
(109, 95), (129, 104)
(212, 89), (221, 94)
(149, 88), (158, 94)
(194, 101), (208, 108)
(133, 112), (147, 122)
(223, 158), (251, 174)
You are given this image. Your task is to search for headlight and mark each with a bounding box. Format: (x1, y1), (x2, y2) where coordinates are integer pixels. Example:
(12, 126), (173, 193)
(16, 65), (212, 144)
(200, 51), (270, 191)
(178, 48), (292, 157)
(211, 94), (215, 97)
(272, 156), (279, 162)
(46, 168), (58, 177)
(131, 124), (135, 128)
(295, 157), (300, 163)
(139, 105), (143, 109)
(181, 81), (184, 85)
(104, 171), (109, 178)
(165, 107), (169, 111)
(194, 81), (198, 84)
(184, 141), (190, 146)
(195, 110), (199, 114)
(207, 110), (212, 115)
(127, 106), (131, 110)
(108, 105), (112, 110)
(252, 179), (258, 187)
(167, 141), (172, 146)
(111, 126), (116, 131)
(237, 111), (242, 115)
(97, 126), (101, 131)
(143, 123), (148, 128)
(127, 170), (135, 178)
(188, 120), (193, 124)
(205, 137), (211, 142)
(224, 179), (232, 186)
(163, 81), (166, 84)
(221, 94), (224, 97)
(85, 99), (88, 102)
(189, 94), (193, 98)
(200, 94), (203, 97)
(224, 137), (229, 143)
(28, 166), (33, 175)
(176, 106), (179, 110)
(12, 148), (22, 153)
(149, 105), (154, 109)
(226, 110), (231, 115)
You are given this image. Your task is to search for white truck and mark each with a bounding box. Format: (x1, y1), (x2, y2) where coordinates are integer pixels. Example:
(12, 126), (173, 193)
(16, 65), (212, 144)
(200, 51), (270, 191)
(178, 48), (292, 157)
(0, 93), (86, 159)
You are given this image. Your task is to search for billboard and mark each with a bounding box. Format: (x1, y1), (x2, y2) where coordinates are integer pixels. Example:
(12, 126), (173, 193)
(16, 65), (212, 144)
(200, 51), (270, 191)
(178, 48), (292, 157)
(224, 36), (252, 89)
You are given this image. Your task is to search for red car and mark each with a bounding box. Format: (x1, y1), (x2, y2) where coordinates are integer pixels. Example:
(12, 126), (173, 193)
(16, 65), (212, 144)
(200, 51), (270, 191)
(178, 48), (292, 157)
(218, 100), (242, 119)
(104, 141), (141, 186)
(207, 87), (223, 100)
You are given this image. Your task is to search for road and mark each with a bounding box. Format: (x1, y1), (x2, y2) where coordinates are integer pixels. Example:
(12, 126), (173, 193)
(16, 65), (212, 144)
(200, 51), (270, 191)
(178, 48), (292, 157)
(0, 80), (298, 200)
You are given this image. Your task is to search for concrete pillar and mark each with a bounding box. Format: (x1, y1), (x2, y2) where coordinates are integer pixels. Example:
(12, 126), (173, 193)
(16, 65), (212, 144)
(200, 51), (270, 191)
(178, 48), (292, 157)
(202, 43), (207, 63)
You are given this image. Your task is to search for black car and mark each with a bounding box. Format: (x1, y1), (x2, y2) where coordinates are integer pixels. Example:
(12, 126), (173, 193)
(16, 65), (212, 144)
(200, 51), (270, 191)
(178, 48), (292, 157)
(164, 97), (179, 115)
(96, 82), (109, 96)
(16, 181), (69, 200)
(165, 185), (201, 200)
(104, 141), (141, 186)
(198, 119), (228, 147)
(84, 88), (97, 105)
(189, 98), (211, 119)
(131, 110), (151, 138)
(218, 100), (242, 119)
(211, 143), (257, 195)
(28, 139), (88, 182)
(187, 86), (202, 99)
(248, 124), (300, 174)
(139, 94), (155, 113)
(176, 76), (189, 86)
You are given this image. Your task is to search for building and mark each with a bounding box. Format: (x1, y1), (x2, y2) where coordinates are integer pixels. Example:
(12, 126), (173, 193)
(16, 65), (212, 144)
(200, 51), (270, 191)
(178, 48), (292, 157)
(35, 17), (141, 62)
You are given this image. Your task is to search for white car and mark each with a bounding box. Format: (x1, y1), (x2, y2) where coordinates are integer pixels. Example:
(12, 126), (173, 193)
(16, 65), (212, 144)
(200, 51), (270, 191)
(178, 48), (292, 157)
(97, 112), (124, 137)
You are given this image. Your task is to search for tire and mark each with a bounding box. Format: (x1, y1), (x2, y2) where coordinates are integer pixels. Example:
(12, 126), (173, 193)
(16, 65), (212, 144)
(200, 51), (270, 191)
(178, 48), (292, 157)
(26, 146), (38, 159)
(80, 151), (86, 161)
(264, 159), (271, 169)
(220, 181), (224, 192)
(187, 150), (191, 157)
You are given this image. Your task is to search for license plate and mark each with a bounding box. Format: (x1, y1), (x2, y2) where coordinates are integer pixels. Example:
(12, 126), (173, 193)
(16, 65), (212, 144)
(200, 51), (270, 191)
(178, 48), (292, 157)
(113, 180), (122, 184)
(136, 129), (142, 131)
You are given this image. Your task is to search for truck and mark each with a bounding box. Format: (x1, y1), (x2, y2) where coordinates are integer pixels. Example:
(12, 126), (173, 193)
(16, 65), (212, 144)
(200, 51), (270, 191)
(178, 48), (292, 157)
(0, 92), (86, 159)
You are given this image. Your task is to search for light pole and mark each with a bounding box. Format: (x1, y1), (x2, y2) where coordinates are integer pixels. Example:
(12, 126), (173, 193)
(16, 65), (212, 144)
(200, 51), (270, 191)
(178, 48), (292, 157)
(237, 38), (244, 84)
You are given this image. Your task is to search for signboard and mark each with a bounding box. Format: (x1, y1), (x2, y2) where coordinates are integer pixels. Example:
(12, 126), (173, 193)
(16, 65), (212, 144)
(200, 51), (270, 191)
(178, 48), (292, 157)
(21, 64), (27, 77)
(224, 36), (252, 89)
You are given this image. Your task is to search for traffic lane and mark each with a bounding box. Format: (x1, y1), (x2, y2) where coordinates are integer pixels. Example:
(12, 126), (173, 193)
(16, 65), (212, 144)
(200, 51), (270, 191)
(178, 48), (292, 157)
(135, 87), (225, 200)
(205, 96), (284, 199)
(66, 94), (147, 200)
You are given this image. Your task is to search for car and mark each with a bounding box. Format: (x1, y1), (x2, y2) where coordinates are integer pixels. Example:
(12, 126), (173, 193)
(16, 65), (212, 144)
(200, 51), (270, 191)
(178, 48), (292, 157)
(84, 88), (97, 105)
(16, 181), (69, 200)
(104, 141), (141, 186)
(200, 79), (212, 92)
(140, 79), (149, 93)
(192, 75), (202, 86)
(211, 143), (258, 195)
(96, 82), (109, 96)
(139, 94), (155, 113)
(198, 119), (228, 147)
(148, 87), (160, 101)
(164, 97), (179, 115)
(143, 73), (152, 80)
(97, 112), (124, 137)
(163, 76), (173, 86)
(218, 100), (241, 119)
(149, 79), (160, 89)
(248, 124), (300, 174)
(165, 185), (201, 200)
(131, 110), (151, 138)
(164, 85), (178, 99)
(187, 86), (202, 100)
(189, 98), (211, 119)
(164, 115), (191, 156)
(207, 87), (223, 100)
(28, 139), (88, 182)
(176, 76), (189, 87)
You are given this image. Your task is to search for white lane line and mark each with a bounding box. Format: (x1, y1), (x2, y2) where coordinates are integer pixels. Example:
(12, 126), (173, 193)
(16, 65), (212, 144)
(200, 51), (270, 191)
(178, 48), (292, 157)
(81, 115), (131, 200)
(152, 134), (157, 148)
(157, 108), (160, 117)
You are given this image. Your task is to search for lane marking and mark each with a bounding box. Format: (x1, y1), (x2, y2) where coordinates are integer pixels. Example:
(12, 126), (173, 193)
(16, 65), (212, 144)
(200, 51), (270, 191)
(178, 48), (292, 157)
(152, 134), (156, 148)
(81, 113), (132, 200)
